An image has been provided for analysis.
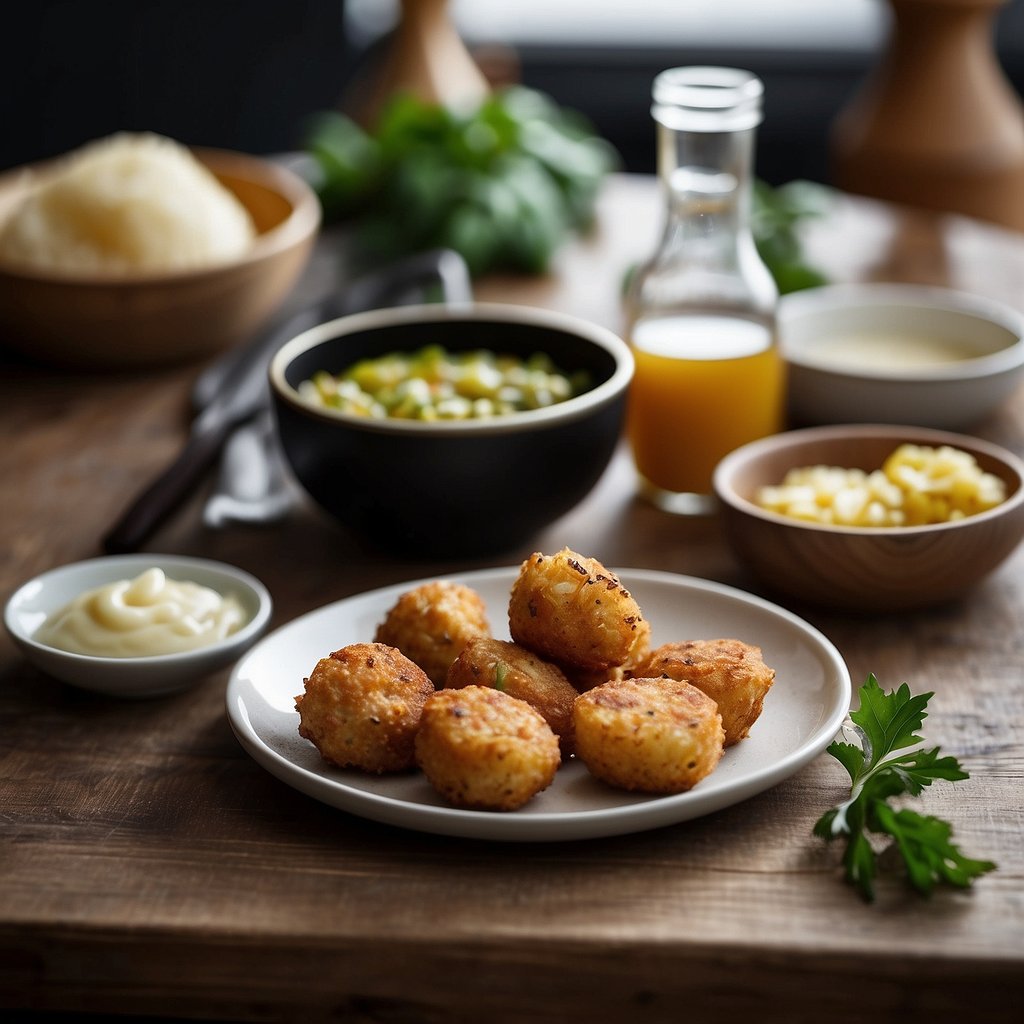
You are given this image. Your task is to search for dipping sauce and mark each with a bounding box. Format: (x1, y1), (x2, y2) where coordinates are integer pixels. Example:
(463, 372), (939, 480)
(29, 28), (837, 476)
(36, 567), (246, 657)
(801, 332), (980, 372)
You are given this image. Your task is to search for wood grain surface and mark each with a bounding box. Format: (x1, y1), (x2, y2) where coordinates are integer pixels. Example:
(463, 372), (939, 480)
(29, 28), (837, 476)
(2, 175), (1023, 1023)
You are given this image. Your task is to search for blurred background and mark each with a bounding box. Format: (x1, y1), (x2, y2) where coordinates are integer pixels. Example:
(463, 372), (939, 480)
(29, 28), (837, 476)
(4, 0), (1023, 187)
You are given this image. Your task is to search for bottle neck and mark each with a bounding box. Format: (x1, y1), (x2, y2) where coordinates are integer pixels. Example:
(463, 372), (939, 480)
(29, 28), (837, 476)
(626, 66), (776, 328)
(658, 122), (756, 245)
(632, 118), (776, 320)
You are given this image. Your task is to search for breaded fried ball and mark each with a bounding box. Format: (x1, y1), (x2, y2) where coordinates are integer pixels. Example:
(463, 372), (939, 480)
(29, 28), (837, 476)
(295, 642), (434, 773)
(639, 639), (775, 746)
(374, 580), (490, 686)
(508, 548), (645, 672)
(562, 617), (652, 692)
(573, 677), (724, 793)
(445, 636), (579, 753)
(415, 685), (561, 811)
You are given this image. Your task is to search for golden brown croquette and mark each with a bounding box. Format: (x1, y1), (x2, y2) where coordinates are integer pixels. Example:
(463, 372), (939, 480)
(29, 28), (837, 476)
(415, 685), (560, 811)
(508, 548), (645, 672)
(295, 642), (434, 773)
(445, 636), (579, 753)
(638, 639), (775, 746)
(374, 580), (490, 686)
(561, 616), (652, 691)
(573, 677), (724, 793)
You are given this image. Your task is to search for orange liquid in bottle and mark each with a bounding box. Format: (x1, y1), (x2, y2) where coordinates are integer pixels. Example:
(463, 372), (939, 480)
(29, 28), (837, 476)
(627, 314), (785, 498)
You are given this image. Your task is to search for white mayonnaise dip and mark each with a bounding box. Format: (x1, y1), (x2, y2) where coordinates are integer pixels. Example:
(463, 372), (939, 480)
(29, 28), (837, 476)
(36, 567), (245, 657)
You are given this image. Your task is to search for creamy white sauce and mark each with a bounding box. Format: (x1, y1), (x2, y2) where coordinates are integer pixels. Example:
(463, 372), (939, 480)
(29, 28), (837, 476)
(36, 567), (245, 658)
(805, 332), (979, 371)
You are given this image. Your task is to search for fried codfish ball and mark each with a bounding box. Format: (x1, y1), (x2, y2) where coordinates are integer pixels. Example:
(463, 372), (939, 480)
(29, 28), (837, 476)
(508, 548), (645, 672)
(562, 617), (652, 692)
(573, 677), (724, 793)
(295, 642), (434, 773)
(415, 685), (560, 811)
(374, 580), (490, 687)
(445, 636), (579, 753)
(638, 639), (775, 746)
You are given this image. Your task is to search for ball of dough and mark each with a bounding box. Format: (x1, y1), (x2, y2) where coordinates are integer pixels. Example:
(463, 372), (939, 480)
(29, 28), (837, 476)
(0, 132), (255, 273)
(295, 642), (434, 773)
(415, 685), (560, 811)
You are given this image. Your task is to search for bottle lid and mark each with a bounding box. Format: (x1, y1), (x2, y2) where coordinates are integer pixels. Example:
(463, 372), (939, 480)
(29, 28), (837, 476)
(652, 66), (764, 132)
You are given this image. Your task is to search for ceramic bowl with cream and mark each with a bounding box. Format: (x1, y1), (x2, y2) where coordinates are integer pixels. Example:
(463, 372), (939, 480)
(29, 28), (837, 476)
(4, 554), (273, 697)
(779, 284), (1024, 430)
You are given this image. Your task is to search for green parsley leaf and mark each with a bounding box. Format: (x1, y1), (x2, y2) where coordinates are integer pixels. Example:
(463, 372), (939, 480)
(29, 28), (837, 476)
(493, 662), (507, 692)
(814, 674), (996, 901)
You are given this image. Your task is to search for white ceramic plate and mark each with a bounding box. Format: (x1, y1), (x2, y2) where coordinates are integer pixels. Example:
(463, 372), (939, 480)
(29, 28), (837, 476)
(226, 568), (851, 841)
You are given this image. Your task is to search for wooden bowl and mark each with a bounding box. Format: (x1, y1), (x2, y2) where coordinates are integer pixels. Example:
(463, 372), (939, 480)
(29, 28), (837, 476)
(0, 148), (320, 368)
(713, 424), (1024, 612)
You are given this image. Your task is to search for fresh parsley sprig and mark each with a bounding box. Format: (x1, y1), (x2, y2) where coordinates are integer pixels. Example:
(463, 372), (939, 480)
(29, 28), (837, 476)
(814, 674), (996, 901)
(304, 87), (616, 277)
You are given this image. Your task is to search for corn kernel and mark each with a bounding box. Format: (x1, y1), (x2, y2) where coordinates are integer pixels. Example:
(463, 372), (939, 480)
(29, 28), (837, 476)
(754, 444), (1006, 527)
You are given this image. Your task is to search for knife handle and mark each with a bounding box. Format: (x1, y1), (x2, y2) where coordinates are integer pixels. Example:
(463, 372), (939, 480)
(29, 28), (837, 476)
(102, 426), (228, 554)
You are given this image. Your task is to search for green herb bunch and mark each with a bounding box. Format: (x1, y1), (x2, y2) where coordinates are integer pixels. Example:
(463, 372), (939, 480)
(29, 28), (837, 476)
(305, 87), (617, 276)
(752, 179), (830, 294)
(815, 674), (996, 901)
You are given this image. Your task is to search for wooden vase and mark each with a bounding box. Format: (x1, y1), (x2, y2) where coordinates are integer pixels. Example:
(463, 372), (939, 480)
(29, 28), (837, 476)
(831, 0), (1024, 231)
(345, 0), (489, 127)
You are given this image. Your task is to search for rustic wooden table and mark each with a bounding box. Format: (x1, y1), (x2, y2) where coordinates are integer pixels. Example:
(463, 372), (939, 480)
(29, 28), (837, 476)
(2, 175), (1023, 1023)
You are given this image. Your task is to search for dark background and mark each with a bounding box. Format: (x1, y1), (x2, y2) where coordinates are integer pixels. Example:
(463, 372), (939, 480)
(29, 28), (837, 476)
(2, 0), (1023, 187)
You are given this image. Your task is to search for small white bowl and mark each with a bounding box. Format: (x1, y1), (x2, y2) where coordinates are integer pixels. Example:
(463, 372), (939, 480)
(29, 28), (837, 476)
(779, 284), (1024, 430)
(4, 554), (273, 697)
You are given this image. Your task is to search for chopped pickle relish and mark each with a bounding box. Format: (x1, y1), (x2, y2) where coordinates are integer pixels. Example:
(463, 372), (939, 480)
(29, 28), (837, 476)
(297, 345), (589, 421)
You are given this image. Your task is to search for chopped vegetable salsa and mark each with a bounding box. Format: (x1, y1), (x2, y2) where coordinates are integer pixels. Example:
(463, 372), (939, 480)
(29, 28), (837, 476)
(298, 345), (590, 421)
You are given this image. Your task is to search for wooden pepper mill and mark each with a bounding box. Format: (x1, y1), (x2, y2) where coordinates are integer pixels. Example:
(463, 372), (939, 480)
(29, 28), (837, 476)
(344, 0), (490, 128)
(831, 0), (1024, 232)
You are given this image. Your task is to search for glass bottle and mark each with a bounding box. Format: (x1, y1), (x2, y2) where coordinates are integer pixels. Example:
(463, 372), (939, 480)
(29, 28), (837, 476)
(625, 66), (784, 515)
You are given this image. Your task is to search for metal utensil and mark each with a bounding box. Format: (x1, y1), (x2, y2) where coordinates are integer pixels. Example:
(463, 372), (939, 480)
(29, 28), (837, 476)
(102, 248), (472, 553)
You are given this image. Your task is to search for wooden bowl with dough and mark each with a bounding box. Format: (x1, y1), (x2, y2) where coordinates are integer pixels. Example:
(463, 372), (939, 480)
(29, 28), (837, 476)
(0, 148), (320, 368)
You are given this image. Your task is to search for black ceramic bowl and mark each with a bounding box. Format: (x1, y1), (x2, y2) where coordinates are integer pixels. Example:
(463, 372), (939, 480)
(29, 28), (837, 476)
(269, 302), (634, 557)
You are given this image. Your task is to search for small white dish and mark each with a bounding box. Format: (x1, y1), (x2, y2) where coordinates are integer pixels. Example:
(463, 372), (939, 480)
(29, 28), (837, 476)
(779, 283), (1024, 430)
(5, 554), (272, 698)
(226, 567), (851, 842)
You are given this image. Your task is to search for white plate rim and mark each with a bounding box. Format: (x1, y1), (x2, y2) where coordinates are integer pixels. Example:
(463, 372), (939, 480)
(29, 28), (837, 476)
(226, 567), (851, 841)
